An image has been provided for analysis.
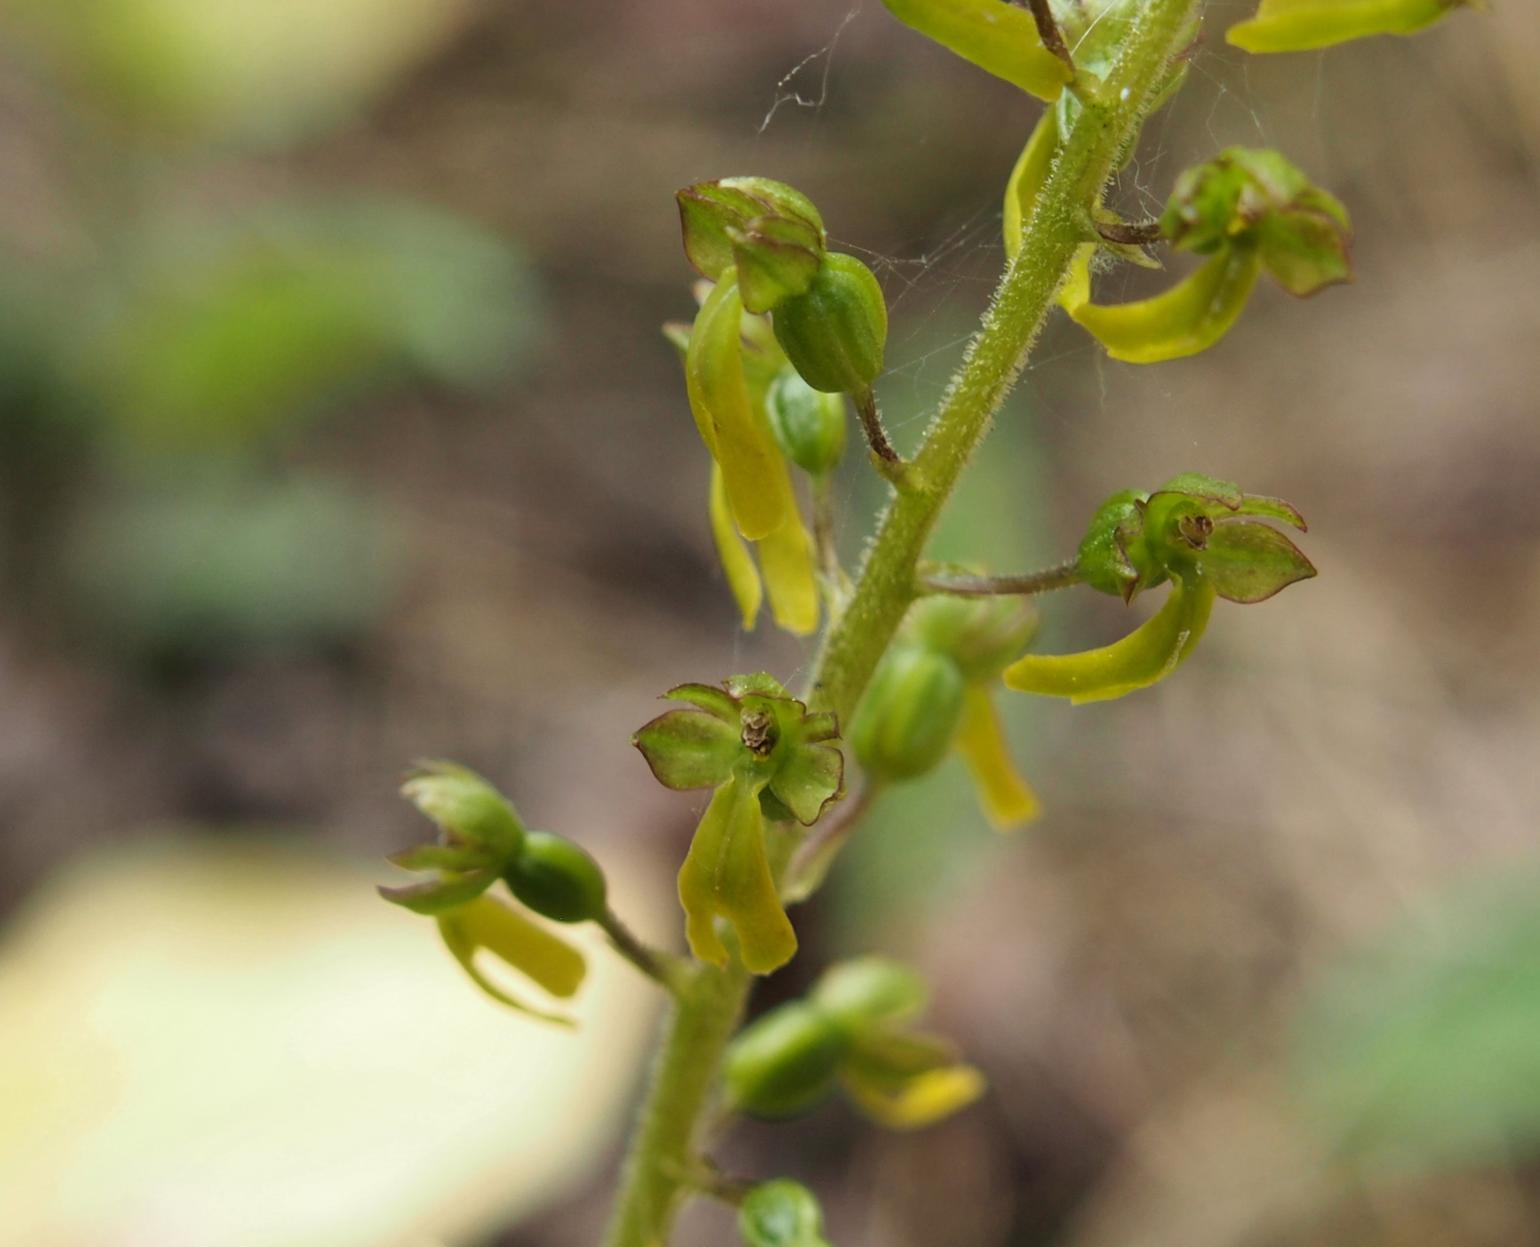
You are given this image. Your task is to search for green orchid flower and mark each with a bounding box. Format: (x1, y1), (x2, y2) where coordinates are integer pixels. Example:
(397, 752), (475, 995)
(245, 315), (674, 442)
(633, 674), (843, 974)
(1005, 474), (1315, 703)
(1061, 148), (1353, 363)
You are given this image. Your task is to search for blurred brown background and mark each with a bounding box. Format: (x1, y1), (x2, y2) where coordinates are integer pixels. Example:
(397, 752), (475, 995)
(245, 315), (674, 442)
(0, 2), (1538, 1245)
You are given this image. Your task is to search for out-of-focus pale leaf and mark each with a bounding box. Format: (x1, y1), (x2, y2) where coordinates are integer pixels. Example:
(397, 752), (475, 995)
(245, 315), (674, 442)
(0, 836), (664, 1247)
(1295, 866), (1540, 1173)
(4, 0), (471, 146)
(64, 473), (399, 654)
(88, 200), (536, 450)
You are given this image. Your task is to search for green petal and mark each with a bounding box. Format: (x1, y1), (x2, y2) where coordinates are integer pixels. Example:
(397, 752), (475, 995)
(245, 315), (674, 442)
(1003, 109), (1059, 261)
(1228, 0), (1473, 54)
(677, 774), (798, 974)
(756, 511), (820, 637)
(880, 0), (1071, 101)
(1199, 519), (1318, 604)
(436, 895), (586, 1023)
(953, 685), (1041, 830)
(686, 274), (796, 541)
(1067, 246), (1263, 364)
(633, 708), (742, 790)
(1003, 577), (1218, 704)
(710, 462), (764, 630)
(768, 738), (844, 827)
(664, 681), (741, 722)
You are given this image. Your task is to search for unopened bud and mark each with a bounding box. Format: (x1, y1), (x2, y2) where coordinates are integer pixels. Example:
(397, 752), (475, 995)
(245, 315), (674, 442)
(848, 646), (965, 783)
(766, 366), (847, 476)
(772, 252), (887, 395)
(503, 831), (608, 924)
(725, 1000), (848, 1118)
(400, 761), (524, 857)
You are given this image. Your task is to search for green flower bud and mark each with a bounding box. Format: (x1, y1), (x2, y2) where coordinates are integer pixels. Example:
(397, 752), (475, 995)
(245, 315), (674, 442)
(772, 253), (887, 395)
(906, 595), (1039, 682)
(848, 646), (966, 783)
(739, 1181), (831, 1247)
(400, 761), (524, 857)
(725, 1000), (849, 1118)
(766, 365), (847, 476)
(812, 957), (929, 1032)
(503, 831), (608, 925)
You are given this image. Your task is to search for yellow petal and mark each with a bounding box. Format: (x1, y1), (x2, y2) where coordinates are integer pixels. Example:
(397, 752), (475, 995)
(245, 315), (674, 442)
(1003, 577), (1217, 704)
(1228, 0), (1474, 53)
(843, 1063), (986, 1130)
(1067, 246), (1262, 364)
(686, 274), (795, 541)
(709, 463), (763, 630)
(1003, 109), (1060, 261)
(677, 775), (798, 975)
(437, 895), (587, 1023)
(756, 512), (820, 636)
(954, 685), (1041, 830)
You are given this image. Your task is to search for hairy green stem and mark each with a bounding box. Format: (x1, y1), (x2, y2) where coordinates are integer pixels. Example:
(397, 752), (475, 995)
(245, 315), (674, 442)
(604, 4), (1202, 1243)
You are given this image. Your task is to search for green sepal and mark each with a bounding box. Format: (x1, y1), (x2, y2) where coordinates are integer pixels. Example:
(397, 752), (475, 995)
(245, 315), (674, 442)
(400, 760), (524, 858)
(739, 1181), (832, 1247)
(633, 706), (743, 791)
(1236, 492), (1307, 530)
(1003, 576), (1218, 704)
(1256, 193), (1354, 296)
(879, 0), (1071, 101)
(677, 773), (798, 974)
(678, 178), (827, 281)
(772, 253), (887, 395)
(1227, 0), (1476, 54)
(849, 646), (966, 783)
(725, 999), (849, 1117)
(769, 731), (845, 826)
(1003, 108), (1059, 261)
(686, 273), (797, 541)
(766, 366), (847, 476)
(1199, 519), (1317, 603)
(730, 216), (825, 314)
(1066, 244), (1263, 364)
(839, 1030), (985, 1130)
(377, 866), (502, 915)
(812, 957), (929, 1032)
(436, 894), (586, 1024)
(503, 830), (608, 924)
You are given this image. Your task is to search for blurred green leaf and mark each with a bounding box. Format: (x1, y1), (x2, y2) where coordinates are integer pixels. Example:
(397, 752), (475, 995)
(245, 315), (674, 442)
(1296, 866), (1540, 1173)
(4, 0), (471, 146)
(65, 472), (399, 654)
(87, 199), (537, 451)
